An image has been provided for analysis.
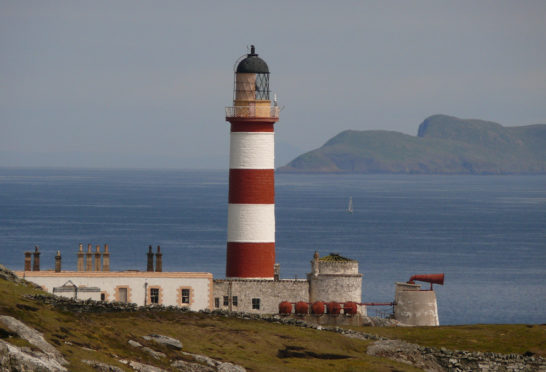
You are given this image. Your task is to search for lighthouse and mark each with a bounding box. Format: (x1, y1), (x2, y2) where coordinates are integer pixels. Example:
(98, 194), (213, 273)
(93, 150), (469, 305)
(225, 46), (280, 279)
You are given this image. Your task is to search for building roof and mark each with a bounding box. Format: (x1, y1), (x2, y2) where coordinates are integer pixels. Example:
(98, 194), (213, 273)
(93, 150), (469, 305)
(236, 45), (269, 74)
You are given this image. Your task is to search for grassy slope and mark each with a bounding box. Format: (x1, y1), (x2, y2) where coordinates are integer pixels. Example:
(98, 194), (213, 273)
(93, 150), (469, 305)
(280, 115), (546, 173)
(354, 325), (546, 357)
(1, 276), (544, 371)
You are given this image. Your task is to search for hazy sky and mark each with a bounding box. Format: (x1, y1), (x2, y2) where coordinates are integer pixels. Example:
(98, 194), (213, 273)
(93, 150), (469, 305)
(2, 1), (545, 169)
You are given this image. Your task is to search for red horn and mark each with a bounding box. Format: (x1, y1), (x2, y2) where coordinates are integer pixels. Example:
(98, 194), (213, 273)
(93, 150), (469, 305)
(408, 273), (444, 285)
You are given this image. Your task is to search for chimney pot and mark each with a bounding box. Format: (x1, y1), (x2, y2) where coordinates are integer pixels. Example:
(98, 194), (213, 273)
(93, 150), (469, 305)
(86, 244), (93, 271)
(24, 252), (32, 271)
(32, 246), (40, 271)
(155, 245), (162, 272)
(77, 243), (84, 271)
(147, 245), (154, 272)
(55, 251), (62, 272)
(102, 244), (110, 272)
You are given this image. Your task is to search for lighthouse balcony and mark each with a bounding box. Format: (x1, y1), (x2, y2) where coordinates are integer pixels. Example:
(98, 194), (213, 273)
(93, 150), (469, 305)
(225, 105), (280, 120)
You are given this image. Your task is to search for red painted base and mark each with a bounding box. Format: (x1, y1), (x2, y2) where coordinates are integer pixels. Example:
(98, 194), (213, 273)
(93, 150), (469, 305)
(226, 242), (275, 278)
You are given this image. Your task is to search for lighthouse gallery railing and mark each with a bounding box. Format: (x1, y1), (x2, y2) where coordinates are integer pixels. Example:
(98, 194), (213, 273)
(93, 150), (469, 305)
(225, 106), (280, 119)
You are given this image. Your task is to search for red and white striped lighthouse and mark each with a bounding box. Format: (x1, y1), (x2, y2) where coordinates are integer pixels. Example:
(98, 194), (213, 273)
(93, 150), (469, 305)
(225, 46), (280, 279)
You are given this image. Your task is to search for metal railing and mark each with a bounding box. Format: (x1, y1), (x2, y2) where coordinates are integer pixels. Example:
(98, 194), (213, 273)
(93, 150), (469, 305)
(225, 106), (280, 119)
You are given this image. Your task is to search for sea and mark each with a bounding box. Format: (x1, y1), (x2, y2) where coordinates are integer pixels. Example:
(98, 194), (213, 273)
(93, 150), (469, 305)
(0, 167), (545, 325)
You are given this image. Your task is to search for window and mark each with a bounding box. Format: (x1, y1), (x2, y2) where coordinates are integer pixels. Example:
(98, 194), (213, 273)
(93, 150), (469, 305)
(223, 296), (229, 306)
(177, 286), (192, 307)
(215, 297), (220, 308)
(100, 293), (106, 301)
(232, 296), (238, 307)
(150, 288), (159, 304)
(252, 298), (260, 310)
(181, 289), (190, 304)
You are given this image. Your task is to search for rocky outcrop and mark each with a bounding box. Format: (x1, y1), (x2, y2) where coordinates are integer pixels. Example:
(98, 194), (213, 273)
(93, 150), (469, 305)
(0, 315), (67, 365)
(0, 315), (69, 371)
(0, 339), (68, 372)
(367, 339), (445, 371)
(122, 359), (168, 372)
(142, 334), (183, 350)
(124, 335), (246, 372)
(171, 359), (216, 372)
(82, 359), (125, 372)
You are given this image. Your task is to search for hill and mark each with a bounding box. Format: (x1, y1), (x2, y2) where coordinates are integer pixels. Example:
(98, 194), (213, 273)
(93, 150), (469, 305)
(278, 115), (546, 174)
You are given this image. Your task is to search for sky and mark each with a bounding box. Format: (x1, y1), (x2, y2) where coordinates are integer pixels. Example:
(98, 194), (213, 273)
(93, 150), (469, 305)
(1, 1), (545, 169)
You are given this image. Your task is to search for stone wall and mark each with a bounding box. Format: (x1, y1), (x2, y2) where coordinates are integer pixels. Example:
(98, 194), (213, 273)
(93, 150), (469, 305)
(213, 279), (309, 313)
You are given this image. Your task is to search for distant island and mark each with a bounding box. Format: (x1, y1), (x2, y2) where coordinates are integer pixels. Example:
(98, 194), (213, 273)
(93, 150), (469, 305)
(278, 115), (546, 174)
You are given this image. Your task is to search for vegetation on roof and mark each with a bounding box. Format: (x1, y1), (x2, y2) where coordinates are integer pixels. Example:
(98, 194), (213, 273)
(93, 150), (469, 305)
(319, 253), (355, 262)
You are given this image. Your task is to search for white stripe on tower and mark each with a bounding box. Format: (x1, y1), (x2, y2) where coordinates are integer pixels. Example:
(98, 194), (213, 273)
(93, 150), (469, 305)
(229, 132), (274, 169)
(227, 204), (275, 242)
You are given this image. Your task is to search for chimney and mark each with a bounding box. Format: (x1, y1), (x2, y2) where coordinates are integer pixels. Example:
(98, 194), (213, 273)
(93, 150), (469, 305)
(24, 252), (32, 271)
(94, 245), (101, 271)
(55, 250), (62, 272)
(147, 245), (154, 272)
(274, 263), (280, 281)
(312, 251), (319, 277)
(102, 244), (110, 272)
(32, 246), (40, 271)
(77, 243), (84, 271)
(155, 245), (162, 272)
(86, 244), (93, 271)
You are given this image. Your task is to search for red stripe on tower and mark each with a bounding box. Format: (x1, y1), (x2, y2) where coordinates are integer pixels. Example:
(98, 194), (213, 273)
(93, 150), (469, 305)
(225, 46), (280, 279)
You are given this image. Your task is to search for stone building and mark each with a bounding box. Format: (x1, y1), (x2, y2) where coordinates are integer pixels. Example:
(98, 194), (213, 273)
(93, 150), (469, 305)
(308, 252), (363, 304)
(212, 252), (365, 315)
(394, 281), (440, 326)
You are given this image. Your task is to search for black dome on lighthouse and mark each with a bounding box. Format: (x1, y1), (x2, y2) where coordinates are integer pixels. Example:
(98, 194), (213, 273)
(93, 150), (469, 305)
(236, 45), (269, 74)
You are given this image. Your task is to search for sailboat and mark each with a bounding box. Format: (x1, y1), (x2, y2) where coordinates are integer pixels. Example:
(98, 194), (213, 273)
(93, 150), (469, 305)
(347, 196), (353, 214)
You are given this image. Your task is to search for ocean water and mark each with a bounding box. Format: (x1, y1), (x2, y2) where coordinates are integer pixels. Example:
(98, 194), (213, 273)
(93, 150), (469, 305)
(0, 168), (545, 325)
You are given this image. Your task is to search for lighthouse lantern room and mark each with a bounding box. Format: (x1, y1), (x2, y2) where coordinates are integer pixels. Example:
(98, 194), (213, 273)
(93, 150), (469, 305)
(225, 46), (279, 279)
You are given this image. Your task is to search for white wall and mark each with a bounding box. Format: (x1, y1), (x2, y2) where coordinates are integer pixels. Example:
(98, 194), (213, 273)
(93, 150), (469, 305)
(16, 271), (213, 311)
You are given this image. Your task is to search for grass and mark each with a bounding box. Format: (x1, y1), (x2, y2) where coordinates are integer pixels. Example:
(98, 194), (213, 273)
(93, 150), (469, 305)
(1, 275), (544, 371)
(350, 324), (546, 358)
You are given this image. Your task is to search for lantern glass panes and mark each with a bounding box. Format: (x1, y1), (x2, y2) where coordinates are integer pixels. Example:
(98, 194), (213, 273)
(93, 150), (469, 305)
(255, 73), (269, 100)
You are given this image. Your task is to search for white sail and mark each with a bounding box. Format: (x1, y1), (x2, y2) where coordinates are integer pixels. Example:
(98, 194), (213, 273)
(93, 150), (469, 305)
(347, 196), (353, 214)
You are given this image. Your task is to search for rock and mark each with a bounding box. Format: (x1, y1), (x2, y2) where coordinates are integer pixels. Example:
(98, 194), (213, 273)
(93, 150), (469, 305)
(128, 339), (142, 348)
(171, 359), (215, 372)
(127, 360), (168, 372)
(142, 334), (183, 350)
(367, 339), (444, 372)
(0, 315), (68, 366)
(0, 339), (68, 372)
(217, 362), (247, 372)
(181, 351), (219, 367)
(82, 359), (124, 372)
(180, 351), (246, 371)
(141, 346), (166, 359)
